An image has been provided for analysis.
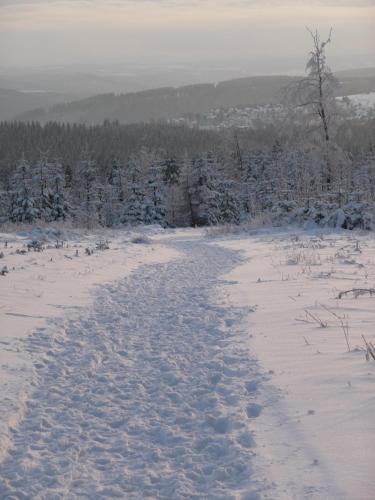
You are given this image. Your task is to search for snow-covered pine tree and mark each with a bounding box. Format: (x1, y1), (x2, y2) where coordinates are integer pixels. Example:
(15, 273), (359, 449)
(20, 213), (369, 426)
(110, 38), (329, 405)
(0, 189), (11, 223)
(242, 150), (273, 214)
(163, 157), (181, 186)
(11, 157), (39, 223)
(188, 153), (224, 226)
(73, 156), (99, 228)
(109, 159), (125, 203)
(31, 153), (53, 221)
(222, 131), (245, 182)
(0, 173), (15, 223)
(162, 156), (181, 226)
(64, 164), (73, 190)
(50, 161), (70, 221)
(98, 184), (114, 227)
(122, 155), (145, 225)
(238, 152), (255, 217)
(282, 149), (310, 205)
(144, 161), (167, 226)
(218, 179), (241, 224)
(170, 153), (193, 227)
(104, 159), (126, 226)
(263, 140), (285, 210)
(96, 184), (106, 227)
(353, 150), (375, 203)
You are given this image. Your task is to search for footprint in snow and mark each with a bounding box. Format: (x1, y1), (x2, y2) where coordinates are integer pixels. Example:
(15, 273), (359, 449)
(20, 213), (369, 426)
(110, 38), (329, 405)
(246, 403), (263, 418)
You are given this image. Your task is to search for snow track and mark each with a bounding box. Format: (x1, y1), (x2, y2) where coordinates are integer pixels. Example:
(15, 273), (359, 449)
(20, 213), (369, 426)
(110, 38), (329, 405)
(0, 238), (263, 499)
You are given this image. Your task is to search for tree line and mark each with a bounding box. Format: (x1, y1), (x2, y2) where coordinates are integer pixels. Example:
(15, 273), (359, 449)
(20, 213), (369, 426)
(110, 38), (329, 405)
(1, 143), (374, 229)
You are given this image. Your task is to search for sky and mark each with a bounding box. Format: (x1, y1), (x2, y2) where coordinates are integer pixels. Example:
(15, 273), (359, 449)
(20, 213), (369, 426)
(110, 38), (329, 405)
(0, 0), (374, 73)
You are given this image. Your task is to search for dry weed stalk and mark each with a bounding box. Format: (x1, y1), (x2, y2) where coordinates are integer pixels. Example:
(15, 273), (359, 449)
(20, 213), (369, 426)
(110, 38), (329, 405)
(319, 303), (351, 352)
(296, 309), (328, 328)
(362, 335), (375, 361)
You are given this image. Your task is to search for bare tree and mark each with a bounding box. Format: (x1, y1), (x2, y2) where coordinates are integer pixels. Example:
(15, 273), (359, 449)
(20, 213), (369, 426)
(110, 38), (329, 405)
(284, 28), (340, 188)
(286, 28), (339, 141)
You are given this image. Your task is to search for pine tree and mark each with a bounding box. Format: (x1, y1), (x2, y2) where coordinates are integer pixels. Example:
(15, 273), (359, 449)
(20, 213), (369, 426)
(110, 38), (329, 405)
(11, 157), (39, 223)
(74, 156), (99, 228)
(122, 155), (145, 225)
(50, 166), (70, 221)
(218, 179), (241, 224)
(242, 151), (272, 213)
(105, 159), (126, 226)
(0, 190), (11, 223)
(162, 156), (181, 226)
(163, 157), (181, 186)
(32, 153), (53, 221)
(188, 154), (223, 226)
(144, 162), (167, 226)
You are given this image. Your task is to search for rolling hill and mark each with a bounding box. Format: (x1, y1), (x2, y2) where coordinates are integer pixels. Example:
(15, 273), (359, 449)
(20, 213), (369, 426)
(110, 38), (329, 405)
(10, 69), (375, 125)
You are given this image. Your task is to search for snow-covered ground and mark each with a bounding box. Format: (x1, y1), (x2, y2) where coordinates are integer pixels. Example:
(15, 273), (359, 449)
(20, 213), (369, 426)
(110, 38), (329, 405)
(215, 229), (375, 499)
(337, 92), (375, 117)
(341, 92), (375, 108)
(0, 226), (178, 464)
(0, 226), (374, 498)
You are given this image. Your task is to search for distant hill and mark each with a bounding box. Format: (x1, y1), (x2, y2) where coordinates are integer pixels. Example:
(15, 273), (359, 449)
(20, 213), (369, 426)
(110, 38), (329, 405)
(11, 75), (299, 124)
(12, 69), (375, 125)
(0, 88), (81, 122)
(335, 67), (375, 78)
(335, 67), (375, 96)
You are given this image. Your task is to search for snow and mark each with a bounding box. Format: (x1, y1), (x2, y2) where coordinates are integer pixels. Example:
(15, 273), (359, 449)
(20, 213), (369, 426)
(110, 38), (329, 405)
(216, 229), (375, 499)
(339, 92), (375, 109)
(0, 226), (178, 463)
(0, 226), (374, 498)
(337, 92), (375, 117)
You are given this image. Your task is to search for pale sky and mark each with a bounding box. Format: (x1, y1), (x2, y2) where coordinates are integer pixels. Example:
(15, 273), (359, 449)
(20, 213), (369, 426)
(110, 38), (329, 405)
(0, 0), (374, 72)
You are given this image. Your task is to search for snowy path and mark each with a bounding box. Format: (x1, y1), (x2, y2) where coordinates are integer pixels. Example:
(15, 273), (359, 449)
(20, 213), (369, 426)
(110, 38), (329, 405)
(0, 237), (263, 499)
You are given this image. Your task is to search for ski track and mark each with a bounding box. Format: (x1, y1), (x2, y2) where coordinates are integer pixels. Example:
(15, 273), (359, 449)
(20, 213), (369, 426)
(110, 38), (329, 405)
(0, 238), (265, 499)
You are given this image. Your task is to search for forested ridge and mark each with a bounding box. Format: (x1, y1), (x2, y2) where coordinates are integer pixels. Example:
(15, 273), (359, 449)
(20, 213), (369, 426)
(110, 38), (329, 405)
(11, 70), (375, 125)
